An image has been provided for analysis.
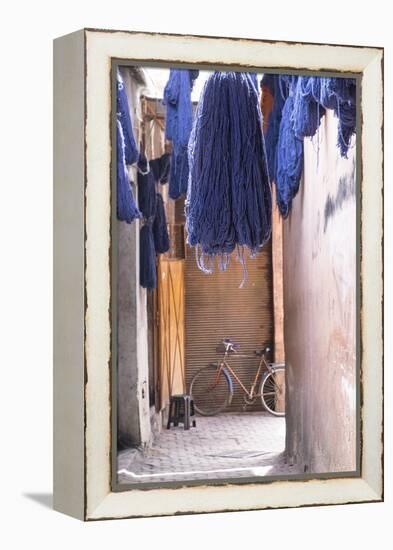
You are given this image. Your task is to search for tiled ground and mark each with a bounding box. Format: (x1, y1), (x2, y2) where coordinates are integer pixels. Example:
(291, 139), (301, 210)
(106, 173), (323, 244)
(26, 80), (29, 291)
(118, 412), (301, 484)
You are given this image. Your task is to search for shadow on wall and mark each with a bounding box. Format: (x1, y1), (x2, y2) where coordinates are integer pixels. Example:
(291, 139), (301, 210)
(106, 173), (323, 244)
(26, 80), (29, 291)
(324, 158), (356, 232)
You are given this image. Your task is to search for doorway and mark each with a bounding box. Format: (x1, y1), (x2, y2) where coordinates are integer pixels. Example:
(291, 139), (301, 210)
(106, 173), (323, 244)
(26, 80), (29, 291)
(184, 242), (274, 412)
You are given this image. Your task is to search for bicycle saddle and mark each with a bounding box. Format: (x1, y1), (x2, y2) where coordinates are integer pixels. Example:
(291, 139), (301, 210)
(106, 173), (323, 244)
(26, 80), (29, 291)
(255, 345), (271, 356)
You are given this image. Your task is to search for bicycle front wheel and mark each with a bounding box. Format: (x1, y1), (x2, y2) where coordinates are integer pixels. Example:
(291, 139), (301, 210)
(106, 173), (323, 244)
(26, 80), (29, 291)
(190, 364), (233, 416)
(260, 366), (285, 417)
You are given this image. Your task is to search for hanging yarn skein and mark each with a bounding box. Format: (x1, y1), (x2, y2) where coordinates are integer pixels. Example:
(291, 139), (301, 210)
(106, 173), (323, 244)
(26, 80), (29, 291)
(116, 120), (141, 223)
(262, 74), (356, 218)
(292, 77), (326, 139)
(163, 69), (199, 199)
(186, 71), (271, 281)
(152, 193), (170, 254)
(117, 71), (139, 165)
(139, 224), (157, 289)
(306, 76), (356, 158)
(275, 94), (304, 218)
(137, 153), (156, 220)
(322, 78), (356, 158)
(150, 153), (171, 185)
(116, 70), (140, 223)
(137, 154), (158, 289)
(261, 74), (290, 183)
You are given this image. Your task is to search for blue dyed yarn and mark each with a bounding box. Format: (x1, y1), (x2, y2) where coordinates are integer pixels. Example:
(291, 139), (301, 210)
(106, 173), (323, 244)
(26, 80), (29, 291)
(249, 72), (259, 90)
(163, 70), (181, 141)
(163, 69), (198, 143)
(137, 153), (158, 288)
(117, 71), (139, 165)
(138, 157), (170, 286)
(292, 77), (326, 139)
(152, 193), (170, 254)
(279, 74), (297, 95)
(186, 71), (271, 272)
(137, 154), (156, 220)
(261, 74), (289, 183)
(330, 79), (356, 157)
(139, 224), (157, 289)
(336, 99), (356, 157)
(169, 146), (189, 198)
(303, 76), (356, 157)
(275, 95), (304, 218)
(311, 77), (337, 110)
(116, 120), (141, 223)
(163, 69), (198, 198)
(330, 78), (356, 103)
(116, 70), (140, 223)
(309, 76), (356, 157)
(262, 74), (356, 217)
(150, 153), (170, 184)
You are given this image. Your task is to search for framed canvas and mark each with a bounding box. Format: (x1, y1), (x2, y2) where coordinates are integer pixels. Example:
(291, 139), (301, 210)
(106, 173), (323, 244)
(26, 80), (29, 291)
(53, 28), (383, 520)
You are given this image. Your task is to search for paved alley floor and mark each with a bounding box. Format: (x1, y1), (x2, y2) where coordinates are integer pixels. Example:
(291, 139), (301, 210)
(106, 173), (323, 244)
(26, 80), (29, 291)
(118, 412), (301, 484)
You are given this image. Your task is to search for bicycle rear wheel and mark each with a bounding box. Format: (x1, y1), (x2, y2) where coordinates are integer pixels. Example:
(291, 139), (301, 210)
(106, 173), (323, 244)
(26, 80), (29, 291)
(260, 366), (285, 417)
(190, 364), (233, 416)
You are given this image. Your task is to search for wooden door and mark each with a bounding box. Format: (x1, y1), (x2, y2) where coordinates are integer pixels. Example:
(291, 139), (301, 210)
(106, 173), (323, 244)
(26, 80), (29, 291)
(157, 257), (185, 410)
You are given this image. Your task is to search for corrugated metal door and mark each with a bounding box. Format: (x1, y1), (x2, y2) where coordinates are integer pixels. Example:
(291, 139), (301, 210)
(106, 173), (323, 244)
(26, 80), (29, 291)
(185, 242), (273, 412)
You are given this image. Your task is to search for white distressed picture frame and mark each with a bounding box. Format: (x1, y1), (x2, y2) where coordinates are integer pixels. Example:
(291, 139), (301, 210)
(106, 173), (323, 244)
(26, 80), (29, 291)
(53, 29), (383, 521)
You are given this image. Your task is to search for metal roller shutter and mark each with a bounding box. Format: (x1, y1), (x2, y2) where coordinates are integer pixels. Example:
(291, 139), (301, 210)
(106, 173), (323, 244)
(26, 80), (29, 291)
(185, 241), (274, 412)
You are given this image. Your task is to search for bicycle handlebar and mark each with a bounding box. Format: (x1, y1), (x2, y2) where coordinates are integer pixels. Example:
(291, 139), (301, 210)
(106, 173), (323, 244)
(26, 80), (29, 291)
(223, 338), (240, 350)
(222, 338), (271, 355)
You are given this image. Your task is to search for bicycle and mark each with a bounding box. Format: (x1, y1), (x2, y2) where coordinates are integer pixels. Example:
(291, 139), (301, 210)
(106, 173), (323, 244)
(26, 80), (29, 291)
(190, 338), (285, 417)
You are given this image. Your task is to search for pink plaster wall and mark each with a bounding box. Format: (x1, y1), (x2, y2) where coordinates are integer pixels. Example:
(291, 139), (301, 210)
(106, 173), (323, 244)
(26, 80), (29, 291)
(283, 109), (357, 474)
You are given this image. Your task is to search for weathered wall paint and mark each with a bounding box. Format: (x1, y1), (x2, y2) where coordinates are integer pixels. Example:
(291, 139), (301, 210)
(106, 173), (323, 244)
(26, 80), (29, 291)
(271, 187), (285, 413)
(283, 109), (356, 474)
(117, 69), (151, 447)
